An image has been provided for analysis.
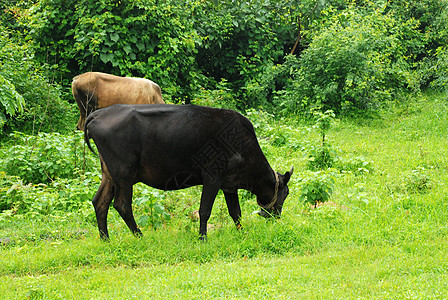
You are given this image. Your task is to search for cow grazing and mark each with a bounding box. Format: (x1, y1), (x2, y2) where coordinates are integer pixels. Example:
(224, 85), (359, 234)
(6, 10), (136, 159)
(84, 104), (293, 240)
(72, 72), (164, 130)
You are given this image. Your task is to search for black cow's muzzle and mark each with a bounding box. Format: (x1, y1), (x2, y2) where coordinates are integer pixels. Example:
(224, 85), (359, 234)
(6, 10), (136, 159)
(256, 207), (281, 219)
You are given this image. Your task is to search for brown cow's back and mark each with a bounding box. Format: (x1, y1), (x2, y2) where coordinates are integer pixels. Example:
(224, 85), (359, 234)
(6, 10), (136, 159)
(72, 72), (164, 130)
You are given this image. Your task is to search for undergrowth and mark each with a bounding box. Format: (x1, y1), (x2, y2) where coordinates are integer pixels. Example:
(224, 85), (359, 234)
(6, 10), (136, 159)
(0, 92), (447, 297)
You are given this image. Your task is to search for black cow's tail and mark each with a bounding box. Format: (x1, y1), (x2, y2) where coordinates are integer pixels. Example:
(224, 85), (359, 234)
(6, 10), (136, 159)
(83, 115), (97, 156)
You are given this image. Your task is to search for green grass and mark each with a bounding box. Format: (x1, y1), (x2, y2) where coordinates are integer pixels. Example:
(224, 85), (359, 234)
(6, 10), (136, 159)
(1, 92), (448, 298)
(1, 240), (447, 298)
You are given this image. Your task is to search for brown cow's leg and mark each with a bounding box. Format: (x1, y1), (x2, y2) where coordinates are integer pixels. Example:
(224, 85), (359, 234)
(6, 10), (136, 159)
(198, 179), (221, 240)
(77, 117), (84, 131)
(92, 175), (114, 240)
(113, 184), (142, 237)
(223, 191), (242, 229)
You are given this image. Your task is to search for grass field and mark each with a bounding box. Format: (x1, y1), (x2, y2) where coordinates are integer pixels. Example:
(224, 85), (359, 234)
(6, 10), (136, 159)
(1, 92), (448, 299)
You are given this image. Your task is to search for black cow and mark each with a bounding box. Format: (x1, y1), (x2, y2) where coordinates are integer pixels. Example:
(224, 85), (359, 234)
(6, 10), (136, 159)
(84, 104), (293, 239)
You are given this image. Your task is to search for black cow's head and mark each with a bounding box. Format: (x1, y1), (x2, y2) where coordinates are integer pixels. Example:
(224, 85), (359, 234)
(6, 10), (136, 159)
(257, 168), (293, 218)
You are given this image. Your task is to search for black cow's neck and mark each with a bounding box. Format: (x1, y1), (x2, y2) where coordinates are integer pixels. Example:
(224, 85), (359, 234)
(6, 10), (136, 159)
(244, 150), (276, 199)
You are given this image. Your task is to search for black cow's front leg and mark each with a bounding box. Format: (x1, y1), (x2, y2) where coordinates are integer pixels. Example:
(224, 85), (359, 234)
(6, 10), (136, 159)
(224, 191), (242, 229)
(198, 179), (221, 240)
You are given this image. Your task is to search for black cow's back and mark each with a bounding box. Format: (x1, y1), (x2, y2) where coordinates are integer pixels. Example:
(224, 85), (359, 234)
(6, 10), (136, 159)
(85, 104), (259, 190)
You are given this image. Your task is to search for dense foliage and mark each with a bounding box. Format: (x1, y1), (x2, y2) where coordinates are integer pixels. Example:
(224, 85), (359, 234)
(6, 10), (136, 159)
(0, 0), (447, 217)
(0, 0), (446, 127)
(28, 0), (203, 101)
(284, 10), (421, 114)
(0, 26), (75, 134)
(2, 131), (96, 184)
(1, 2), (447, 296)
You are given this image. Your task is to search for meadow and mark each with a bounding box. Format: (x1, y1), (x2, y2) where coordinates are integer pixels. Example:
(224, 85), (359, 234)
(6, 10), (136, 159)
(1, 92), (448, 299)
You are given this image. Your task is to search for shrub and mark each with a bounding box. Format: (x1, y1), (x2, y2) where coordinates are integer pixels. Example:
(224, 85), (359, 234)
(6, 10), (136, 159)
(430, 46), (448, 92)
(307, 143), (337, 171)
(279, 8), (421, 115)
(306, 109), (338, 170)
(298, 169), (337, 207)
(0, 171), (98, 217)
(29, 0), (204, 101)
(1, 131), (97, 184)
(192, 0), (299, 106)
(191, 79), (238, 109)
(0, 171), (23, 211)
(134, 186), (171, 230)
(384, 0), (448, 69)
(403, 167), (431, 193)
(0, 74), (25, 131)
(0, 27), (75, 135)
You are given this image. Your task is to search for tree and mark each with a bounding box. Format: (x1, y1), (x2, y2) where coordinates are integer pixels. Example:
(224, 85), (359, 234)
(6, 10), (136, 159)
(0, 27), (74, 135)
(276, 8), (422, 115)
(29, 0), (203, 102)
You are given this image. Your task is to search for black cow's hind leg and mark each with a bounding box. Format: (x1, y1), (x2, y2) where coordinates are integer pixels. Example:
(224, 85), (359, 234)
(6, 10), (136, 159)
(113, 184), (142, 237)
(92, 176), (114, 240)
(223, 191), (242, 229)
(199, 179), (221, 240)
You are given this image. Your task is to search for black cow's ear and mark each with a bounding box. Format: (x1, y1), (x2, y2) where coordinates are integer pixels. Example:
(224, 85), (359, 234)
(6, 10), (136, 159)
(283, 167), (294, 184)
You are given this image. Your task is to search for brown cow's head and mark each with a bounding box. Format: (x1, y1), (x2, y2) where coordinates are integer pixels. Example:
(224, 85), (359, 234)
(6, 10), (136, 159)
(73, 89), (97, 130)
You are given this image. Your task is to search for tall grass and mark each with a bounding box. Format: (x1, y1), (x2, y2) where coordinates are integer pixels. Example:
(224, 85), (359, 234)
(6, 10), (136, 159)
(1, 92), (448, 298)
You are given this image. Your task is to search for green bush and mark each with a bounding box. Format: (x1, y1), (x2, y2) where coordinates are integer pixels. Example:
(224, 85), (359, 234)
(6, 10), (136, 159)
(0, 171), (98, 217)
(22, 0), (446, 113)
(192, 0), (351, 110)
(306, 109), (338, 170)
(29, 0), (204, 101)
(430, 46), (448, 92)
(192, 1), (298, 105)
(134, 187), (171, 230)
(191, 79), (238, 109)
(28, 0), (332, 107)
(278, 8), (422, 115)
(298, 169), (337, 207)
(307, 143), (337, 171)
(0, 171), (23, 211)
(9, 0), (444, 114)
(0, 74), (25, 131)
(1, 131), (97, 184)
(384, 0), (448, 61)
(0, 27), (75, 135)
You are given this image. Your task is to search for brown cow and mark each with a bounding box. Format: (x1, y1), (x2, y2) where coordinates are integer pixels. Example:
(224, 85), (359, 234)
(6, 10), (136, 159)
(72, 72), (164, 130)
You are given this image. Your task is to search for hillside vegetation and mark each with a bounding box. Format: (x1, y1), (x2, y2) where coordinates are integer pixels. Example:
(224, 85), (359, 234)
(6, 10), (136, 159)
(1, 92), (448, 298)
(1, 0), (447, 134)
(0, 0), (448, 298)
